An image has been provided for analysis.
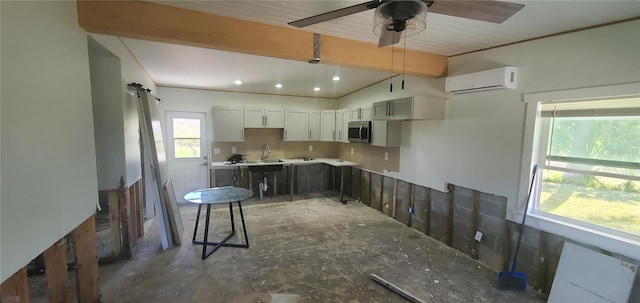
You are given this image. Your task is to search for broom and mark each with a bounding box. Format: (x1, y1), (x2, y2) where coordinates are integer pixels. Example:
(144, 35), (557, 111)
(497, 164), (538, 290)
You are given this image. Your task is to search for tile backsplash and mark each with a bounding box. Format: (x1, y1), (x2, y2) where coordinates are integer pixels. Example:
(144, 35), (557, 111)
(210, 128), (399, 173)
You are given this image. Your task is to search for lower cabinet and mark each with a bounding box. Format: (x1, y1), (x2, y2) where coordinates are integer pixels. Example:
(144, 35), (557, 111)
(212, 164), (342, 197)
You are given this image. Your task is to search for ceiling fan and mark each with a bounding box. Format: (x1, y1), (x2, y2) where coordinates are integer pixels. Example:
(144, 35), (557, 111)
(288, 0), (525, 47)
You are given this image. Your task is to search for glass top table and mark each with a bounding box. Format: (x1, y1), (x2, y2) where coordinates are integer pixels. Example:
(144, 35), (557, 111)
(184, 186), (254, 259)
(184, 186), (253, 205)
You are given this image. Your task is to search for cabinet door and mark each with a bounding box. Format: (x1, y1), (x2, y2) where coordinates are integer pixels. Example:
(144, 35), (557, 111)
(389, 97), (413, 120)
(308, 110), (321, 141)
(213, 107), (244, 142)
(372, 101), (389, 120)
(244, 107), (264, 128)
(350, 108), (361, 121)
(265, 108), (285, 128)
(320, 110), (336, 141)
(361, 106), (372, 121)
(371, 120), (401, 147)
(284, 109), (308, 141)
(340, 109), (351, 143)
(335, 110), (342, 142)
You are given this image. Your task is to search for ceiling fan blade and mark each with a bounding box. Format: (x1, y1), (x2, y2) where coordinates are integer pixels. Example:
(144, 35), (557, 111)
(429, 0), (525, 24)
(378, 30), (402, 47)
(289, 0), (381, 28)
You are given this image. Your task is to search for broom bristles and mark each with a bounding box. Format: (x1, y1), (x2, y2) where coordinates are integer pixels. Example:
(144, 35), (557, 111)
(497, 271), (527, 290)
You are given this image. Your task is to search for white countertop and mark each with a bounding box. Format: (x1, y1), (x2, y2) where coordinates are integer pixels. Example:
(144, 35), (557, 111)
(211, 158), (358, 169)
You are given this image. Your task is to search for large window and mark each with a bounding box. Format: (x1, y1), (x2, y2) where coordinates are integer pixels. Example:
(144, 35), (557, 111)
(534, 97), (640, 237)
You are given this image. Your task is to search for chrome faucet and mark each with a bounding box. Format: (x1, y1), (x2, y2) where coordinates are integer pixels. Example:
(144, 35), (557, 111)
(262, 144), (271, 161)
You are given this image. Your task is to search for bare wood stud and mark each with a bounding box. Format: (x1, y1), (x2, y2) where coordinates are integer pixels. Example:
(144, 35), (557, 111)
(118, 185), (132, 258)
(408, 183), (414, 227)
(446, 183), (455, 247)
(391, 179), (398, 218)
(107, 190), (121, 256)
(43, 239), (70, 303)
(1, 267), (30, 303)
(425, 188), (432, 235)
(71, 215), (101, 303)
(136, 180), (145, 238)
(470, 190), (480, 259)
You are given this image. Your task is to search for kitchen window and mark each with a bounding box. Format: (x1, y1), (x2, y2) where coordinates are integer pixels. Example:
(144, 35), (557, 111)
(521, 83), (640, 258)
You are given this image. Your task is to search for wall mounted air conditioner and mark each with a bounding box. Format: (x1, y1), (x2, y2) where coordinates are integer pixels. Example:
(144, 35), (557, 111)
(445, 66), (518, 95)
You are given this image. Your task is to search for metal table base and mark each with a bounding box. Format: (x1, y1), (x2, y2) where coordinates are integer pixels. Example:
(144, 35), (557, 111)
(192, 201), (249, 259)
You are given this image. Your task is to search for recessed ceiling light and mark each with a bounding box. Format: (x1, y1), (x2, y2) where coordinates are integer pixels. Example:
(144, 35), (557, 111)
(332, 76), (340, 81)
(314, 87), (320, 91)
(234, 80), (242, 85)
(275, 83), (283, 88)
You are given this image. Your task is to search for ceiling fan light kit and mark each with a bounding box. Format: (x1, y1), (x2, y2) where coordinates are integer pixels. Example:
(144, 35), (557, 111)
(373, 0), (427, 47)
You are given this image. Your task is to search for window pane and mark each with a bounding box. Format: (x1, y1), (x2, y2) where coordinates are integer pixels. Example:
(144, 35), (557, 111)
(174, 139), (200, 158)
(173, 118), (200, 138)
(548, 116), (640, 163)
(540, 168), (640, 236)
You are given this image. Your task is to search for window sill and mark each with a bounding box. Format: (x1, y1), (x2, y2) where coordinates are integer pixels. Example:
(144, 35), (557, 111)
(524, 211), (640, 260)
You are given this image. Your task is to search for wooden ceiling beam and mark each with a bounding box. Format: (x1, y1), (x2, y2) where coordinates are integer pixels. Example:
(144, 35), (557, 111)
(77, 0), (448, 78)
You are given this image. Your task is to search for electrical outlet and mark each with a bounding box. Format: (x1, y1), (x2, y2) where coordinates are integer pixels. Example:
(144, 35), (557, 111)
(309, 145), (313, 151)
(474, 231), (483, 242)
(214, 148), (221, 155)
(384, 152), (389, 160)
(231, 147), (236, 153)
(351, 147), (354, 154)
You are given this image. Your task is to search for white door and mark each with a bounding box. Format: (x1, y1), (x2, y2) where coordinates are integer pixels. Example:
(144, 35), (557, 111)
(284, 109), (308, 141)
(166, 111), (209, 203)
(321, 110), (336, 141)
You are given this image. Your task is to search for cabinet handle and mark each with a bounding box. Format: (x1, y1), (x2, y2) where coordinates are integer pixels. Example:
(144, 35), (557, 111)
(241, 130), (244, 140)
(390, 102), (394, 116)
(333, 130), (335, 140)
(309, 129), (311, 139)
(339, 130), (341, 140)
(265, 115), (268, 126)
(285, 130), (287, 139)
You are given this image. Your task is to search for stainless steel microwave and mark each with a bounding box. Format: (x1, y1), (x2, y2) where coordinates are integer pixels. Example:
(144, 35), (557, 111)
(348, 121), (371, 143)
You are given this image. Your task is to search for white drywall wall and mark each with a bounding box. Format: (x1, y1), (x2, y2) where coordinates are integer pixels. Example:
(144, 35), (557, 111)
(1, 1), (99, 282)
(446, 19), (640, 218)
(337, 20), (640, 213)
(89, 37), (126, 190)
(338, 75), (449, 191)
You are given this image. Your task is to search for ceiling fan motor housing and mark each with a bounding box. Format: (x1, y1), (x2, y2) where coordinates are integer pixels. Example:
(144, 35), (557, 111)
(380, 0), (425, 32)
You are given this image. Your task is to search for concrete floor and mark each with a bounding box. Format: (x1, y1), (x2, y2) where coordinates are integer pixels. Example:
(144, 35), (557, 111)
(31, 193), (546, 302)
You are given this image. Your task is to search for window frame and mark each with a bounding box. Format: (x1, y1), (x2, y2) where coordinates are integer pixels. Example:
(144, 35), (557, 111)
(519, 82), (640, 260)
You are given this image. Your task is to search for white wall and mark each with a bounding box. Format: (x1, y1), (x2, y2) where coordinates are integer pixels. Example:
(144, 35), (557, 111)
(338, 75), (449, 191)
(337, 19), (640, 216)
(1, 1), (99, 282)
(446, 19), (640, 219)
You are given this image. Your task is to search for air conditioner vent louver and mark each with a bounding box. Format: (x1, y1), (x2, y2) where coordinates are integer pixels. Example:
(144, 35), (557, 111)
(445, 67), (518, 95)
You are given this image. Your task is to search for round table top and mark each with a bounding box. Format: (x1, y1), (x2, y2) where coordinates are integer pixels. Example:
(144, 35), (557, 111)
(184, 186), (253, 204)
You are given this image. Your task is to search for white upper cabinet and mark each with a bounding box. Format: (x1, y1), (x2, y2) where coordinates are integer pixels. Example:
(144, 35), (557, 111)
(284, 109), (309, 141)
(308, 110), (321, 141)
(213, 106), (244, 142)
(339, 108), (351, 143)
(350, 106), (371, 122)
(373, 96), (446, 120)
(320, 110), (337, 142)
(371, 120), (401, 147)
(244, 107), (284, 128)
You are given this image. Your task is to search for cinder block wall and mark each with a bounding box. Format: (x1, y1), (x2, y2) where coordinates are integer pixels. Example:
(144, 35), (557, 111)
(347, 168), (640, 298)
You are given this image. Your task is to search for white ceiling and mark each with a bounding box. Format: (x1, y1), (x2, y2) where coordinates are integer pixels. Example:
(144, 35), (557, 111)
(122, 0), (640, 98)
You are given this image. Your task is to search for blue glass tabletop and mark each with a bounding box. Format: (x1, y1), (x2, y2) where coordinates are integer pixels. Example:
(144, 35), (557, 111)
(184, 186), (253, 204)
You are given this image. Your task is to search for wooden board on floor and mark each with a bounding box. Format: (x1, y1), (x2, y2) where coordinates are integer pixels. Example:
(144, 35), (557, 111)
(72, 215), (101, 303)
(163, 179), (184, 246)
